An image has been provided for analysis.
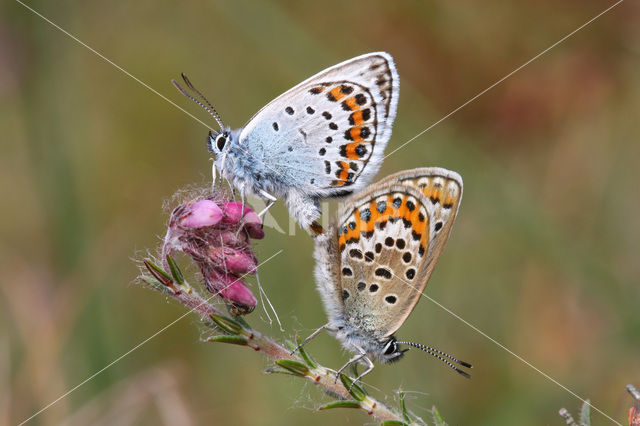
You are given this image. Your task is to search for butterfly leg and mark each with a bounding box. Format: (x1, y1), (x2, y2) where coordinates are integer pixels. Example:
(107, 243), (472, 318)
(290, 323), (334, 355)
(349, 356), (375, 392)
(256, 189), (277, 219)
(334, 345), (367, 384)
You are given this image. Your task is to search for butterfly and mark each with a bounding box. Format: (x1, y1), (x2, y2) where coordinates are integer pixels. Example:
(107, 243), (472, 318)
(294, 167), (471, 386)
(172, 52), (399, 233)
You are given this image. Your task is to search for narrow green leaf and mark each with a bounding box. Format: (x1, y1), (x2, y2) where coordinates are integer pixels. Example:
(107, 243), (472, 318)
(207, 335), (248, 345)
(579, 400), (591, 426)
(275, 359), (310, 377)
(319, 401), (362, 410)
(339, 374), (367, 401)
(165, 255), (185, 285)
(432, 406), (446, 426)
(209, 313), (243, 334)
(143, 259), (173, 286)
(264, 366), (299, 376)
(232, 314), (252, 330)
(380, 421), (408, 426)
(296, 336), (317, 368)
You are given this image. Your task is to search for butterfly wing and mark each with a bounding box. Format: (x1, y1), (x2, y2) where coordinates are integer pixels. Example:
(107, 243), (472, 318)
(238, 52), (399, 196)
(330, 167), (462, 339)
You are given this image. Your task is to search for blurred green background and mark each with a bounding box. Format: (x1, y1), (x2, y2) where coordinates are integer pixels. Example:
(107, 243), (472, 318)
(2, 0), (639, 424)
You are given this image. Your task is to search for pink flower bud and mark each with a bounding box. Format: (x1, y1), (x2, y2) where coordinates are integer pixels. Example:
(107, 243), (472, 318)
(180, 200), (223, 228)
(221, 201), (246, 225)
(224, 251), (257, 274)
(219, 280), (257, 311)
(242, 210), (265, 239)
(208, 247), (256, 274)
(219, 231), (248, 247)
(204, 269), (257, 314)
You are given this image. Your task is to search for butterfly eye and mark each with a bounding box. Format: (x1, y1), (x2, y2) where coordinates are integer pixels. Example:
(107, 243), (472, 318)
(216, 133), (227, 151)
(383, 340), (397, 355)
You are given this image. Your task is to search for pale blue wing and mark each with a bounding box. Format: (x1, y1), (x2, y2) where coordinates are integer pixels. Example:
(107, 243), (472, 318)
(238, 52), (399, 196)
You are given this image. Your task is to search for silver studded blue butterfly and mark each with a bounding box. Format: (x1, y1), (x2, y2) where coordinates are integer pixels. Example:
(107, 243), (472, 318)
(173, 52), (399, 232)
(294, 168), (471, 387)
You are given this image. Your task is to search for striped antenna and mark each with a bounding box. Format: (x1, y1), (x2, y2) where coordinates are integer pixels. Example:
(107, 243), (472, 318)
(397, 340), (472, 378)
(171, 74), (225, 131)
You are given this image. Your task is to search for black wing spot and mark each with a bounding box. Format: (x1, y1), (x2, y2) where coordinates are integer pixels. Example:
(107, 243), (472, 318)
(405, 268), (416, 280)
(419, 245), (426, 257)
(340, 84), (354, 94)
(377, 220), (388, 230)
(377, 201), (387, 213)
(325, 161), (331, 174)
(402, 252), (412, 263)
(418, 212), (425, 222)
(348, 221), (356, 230)
(272, 122), (279, 131)
(306, 106), (315, 114)
(357, 282), (366, 291)
(361, 108), (371, 121)
(288, 146), (293, 152)
(435, 221), (443, 232)
(342, 290), (350, 300)
(393, 197), (402, 209)
(360, 127), (371, 139)
(329, 122), (338, 130)
(364, 251), (374, 262)
(406, 200), (415, 211)
(375, 243), (382, 253)
(319, 148), (326, 156)
(355, 145), (367, 157)
(309, 87), (322, 94)
(322, 111), (332, 120)
(310, 178), (315, 184)
(342, 267), (353, 277)
(396, 239), (406, 249)
(349, 162), (359, 171)
(355, 93), (367, 105)
(384, 237), (394, 247)
(369, 284), (379, 293)
(285, 106), (294, 115)
(385, 295), (397, 304)
(360, 208), (371, 222)
(326, 136), (333, 143)
(412, 230), (421, 241)
(375, 268), (392, 279)
(349, 249), (363, 259)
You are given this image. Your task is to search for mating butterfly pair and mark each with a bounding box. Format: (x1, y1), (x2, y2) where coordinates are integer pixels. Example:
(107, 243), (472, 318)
(174, 52), (470, 383)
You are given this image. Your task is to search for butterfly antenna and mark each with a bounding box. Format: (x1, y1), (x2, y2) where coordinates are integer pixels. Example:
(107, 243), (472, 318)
(397, 341), (472, 379)
(180, 73), (225, 130)
(171, 75), (225, 131)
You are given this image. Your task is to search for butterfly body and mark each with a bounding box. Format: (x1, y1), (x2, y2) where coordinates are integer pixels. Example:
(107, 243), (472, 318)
(197, 52), (399, 230)
(311, 168), (469, 379)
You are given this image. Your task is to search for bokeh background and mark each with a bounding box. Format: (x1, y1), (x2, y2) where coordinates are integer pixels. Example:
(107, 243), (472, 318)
(2, 0), (639, 424)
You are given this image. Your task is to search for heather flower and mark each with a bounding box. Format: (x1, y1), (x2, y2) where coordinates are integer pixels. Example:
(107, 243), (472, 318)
(161, 193), (263, 314)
